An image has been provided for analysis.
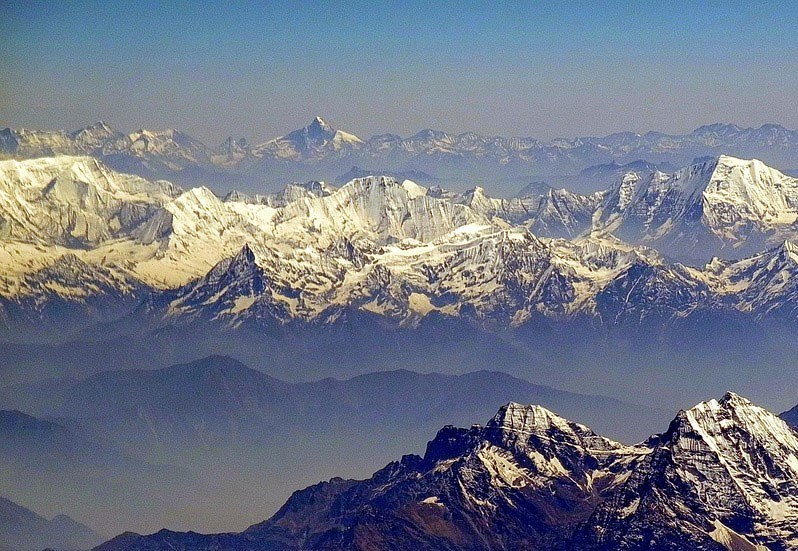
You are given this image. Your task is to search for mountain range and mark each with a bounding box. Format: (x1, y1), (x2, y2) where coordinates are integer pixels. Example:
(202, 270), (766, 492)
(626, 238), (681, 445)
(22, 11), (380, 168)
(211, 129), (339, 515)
(1, 152), (798, 409)
(3, 118), (798, 193)
(1, 125), (798, 548)
(1, 153), (797, 338)
(95, 393), (798, 550)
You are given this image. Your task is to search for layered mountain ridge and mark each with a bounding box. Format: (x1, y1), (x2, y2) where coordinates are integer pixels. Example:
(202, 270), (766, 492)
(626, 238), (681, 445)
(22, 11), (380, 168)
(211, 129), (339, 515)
(95, 393), (798, 550)
(0, 495), (101, 551)
(4, 118), (798, 192)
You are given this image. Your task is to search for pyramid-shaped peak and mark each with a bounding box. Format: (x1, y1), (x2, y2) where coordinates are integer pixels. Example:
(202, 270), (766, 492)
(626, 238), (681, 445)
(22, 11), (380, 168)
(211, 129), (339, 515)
(202, 243), (262, 286)
(308, 116), (334, 134)
(233, 243), (256, 265)
(411, 128), (450, 141)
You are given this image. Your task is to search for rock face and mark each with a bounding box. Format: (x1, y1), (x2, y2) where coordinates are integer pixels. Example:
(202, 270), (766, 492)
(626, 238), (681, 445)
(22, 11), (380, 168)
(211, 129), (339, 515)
(574, 393), (798, 550)
(94, 394), (798, 551)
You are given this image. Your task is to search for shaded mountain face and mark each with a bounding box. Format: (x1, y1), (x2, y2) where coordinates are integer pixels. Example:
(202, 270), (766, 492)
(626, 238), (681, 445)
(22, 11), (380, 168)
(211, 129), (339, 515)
(95, 394), (798, 551)
(41, 355), (663, 450)
(578, 159), (678, 185)
(335, 165), (437, 185)
(0, 409), (189, 537)
(0, 496), (101, 551)
(3, 119), (798, 193)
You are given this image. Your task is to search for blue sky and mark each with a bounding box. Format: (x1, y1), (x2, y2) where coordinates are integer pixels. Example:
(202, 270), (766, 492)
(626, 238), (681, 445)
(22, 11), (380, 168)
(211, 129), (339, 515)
(1, 1), (796, 144)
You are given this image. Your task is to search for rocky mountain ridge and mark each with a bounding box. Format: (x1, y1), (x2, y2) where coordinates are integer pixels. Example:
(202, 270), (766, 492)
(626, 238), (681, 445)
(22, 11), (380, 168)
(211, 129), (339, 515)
(94, 393), (798, 550)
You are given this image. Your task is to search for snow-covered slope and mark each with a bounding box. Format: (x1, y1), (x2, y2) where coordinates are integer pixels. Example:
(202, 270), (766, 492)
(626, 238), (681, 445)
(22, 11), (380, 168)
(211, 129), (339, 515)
(704, 240), (798, 322)
(95, 394), (798, 551)
(0, 156), (177, 246)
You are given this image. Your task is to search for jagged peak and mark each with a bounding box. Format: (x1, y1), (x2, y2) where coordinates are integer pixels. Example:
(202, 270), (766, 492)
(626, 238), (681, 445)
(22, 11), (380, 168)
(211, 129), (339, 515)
(294, 180), (336, 195)
(302, 116), (335, 139)
(718, 390), (755, 407)
(130, 127), (189, 140)
(465, 185), (487, 196)
(272, 116), (364, 149)
(177, 186), (219, 205)
(219, 135), (249, 149)
(342, 174), (402, 190)
(234, 243), (256, 264)
(334, 175), (433, 205)
(410, 128), (450, 141)
(223, 190), (251, 202)
(201, 244), (261, 285)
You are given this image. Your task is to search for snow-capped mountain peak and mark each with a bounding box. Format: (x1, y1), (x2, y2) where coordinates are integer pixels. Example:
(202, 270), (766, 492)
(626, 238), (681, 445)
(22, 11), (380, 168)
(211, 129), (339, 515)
(678, 390), (798, 452)
(651, 392), (798, 546)
(3, 155), (798, 330)
(69, 121), (119, 148)
(253, 117), (363, 160)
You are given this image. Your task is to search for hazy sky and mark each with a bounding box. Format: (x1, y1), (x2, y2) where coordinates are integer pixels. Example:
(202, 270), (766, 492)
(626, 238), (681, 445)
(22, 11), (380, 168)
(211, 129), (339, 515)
(1, 1), (797, 145)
